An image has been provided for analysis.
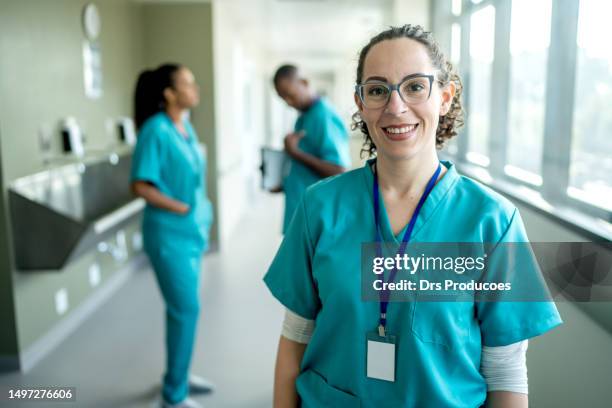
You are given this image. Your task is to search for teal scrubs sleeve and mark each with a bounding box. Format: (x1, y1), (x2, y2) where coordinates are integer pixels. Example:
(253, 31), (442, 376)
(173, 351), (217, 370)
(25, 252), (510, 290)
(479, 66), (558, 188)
(130, 112), (213, 253)
(315, 111), (351, 168)
(131, 125), (163, 186)
(281, 99), (351, 233)
(476, 208), (563, 346)
(264, 198), (320, 319)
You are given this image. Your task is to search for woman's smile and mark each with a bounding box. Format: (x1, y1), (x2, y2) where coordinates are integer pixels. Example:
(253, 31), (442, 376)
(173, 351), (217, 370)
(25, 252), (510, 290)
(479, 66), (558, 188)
(381, 123), (419, 141)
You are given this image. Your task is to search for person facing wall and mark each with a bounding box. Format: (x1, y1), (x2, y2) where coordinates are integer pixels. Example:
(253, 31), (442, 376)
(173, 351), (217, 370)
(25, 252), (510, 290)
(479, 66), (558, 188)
(270, 64), (351, 233)
(130, 63), (214, 408)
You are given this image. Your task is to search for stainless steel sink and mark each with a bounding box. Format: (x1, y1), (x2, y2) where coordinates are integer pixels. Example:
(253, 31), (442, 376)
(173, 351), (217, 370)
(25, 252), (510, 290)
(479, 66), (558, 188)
(9, 151), (144, 270)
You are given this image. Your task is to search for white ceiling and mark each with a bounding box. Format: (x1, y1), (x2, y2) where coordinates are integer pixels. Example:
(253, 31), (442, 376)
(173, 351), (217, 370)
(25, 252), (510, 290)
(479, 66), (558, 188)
(224, 0), (394, 56)
(137, 0), (394, 55)
(135, 0), (405, 75)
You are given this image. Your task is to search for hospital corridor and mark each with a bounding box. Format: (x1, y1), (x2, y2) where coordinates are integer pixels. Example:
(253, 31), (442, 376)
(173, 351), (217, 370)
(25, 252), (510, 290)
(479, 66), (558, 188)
(0, 192), (286, 407)
(0, 0), (611, 407)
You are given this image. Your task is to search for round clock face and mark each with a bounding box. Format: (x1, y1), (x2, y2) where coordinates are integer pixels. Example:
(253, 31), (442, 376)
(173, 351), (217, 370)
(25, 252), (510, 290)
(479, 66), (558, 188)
(83, 3), (101, 40)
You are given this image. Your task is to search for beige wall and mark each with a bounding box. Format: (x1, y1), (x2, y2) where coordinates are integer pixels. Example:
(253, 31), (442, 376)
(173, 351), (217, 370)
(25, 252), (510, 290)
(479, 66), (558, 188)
(0, 0), (143, 182)
(212, 0), (268, 244)
(508, 203), (612, 407)
(0, 0), (218, 369)
(140, 2), (219, 244)
(0, 0), (145, 363)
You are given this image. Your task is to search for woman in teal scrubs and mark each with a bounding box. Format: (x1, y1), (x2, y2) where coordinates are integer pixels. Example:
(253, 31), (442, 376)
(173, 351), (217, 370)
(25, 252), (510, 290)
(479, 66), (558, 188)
(264, 26), (562, 407)
(131, 64), (213, 408)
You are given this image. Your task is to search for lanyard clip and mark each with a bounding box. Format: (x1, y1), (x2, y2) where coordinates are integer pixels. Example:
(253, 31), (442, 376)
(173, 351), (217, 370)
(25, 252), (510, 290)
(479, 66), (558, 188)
(378, 324), (386, 337)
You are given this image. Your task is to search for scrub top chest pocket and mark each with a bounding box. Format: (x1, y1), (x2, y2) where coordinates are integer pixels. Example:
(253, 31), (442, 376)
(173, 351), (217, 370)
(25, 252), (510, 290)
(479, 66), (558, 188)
(411, 299), (474, 350)
(161, 133), (203, 209)
(131, 112), (204, 212)
(265, 161), (563, 408)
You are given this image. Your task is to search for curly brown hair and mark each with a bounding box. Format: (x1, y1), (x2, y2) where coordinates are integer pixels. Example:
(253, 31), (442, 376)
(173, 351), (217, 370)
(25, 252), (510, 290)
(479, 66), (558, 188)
(352, 24), (464, 158)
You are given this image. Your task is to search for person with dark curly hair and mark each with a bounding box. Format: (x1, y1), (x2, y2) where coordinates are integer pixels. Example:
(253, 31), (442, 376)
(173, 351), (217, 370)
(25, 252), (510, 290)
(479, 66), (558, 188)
(264, 25), (562, 407)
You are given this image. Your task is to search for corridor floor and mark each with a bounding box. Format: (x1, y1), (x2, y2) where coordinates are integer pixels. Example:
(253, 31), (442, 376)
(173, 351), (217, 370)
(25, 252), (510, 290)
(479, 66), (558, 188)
(0, 193), (285, 408)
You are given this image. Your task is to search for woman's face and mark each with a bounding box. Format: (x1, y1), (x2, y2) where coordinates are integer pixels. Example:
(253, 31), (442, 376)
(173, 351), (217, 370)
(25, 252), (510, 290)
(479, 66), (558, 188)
(355, 38), (454, 161)
(166, 67), (200, 109)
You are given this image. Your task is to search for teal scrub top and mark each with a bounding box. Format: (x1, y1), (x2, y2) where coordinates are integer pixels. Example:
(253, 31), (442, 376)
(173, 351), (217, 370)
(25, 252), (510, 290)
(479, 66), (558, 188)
(264, 160), (562, 408)
(283, 98), (351, 233)
(130, 112), (213, 253)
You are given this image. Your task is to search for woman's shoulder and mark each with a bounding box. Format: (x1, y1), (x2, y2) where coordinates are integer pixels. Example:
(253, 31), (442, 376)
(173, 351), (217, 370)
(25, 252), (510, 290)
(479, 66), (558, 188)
(451, 171), (521, 240)
(304, 167), (365, 201)
(456, 174), (515, 215)
(293, 167), (367, 240)
(139, 112), (172, 138)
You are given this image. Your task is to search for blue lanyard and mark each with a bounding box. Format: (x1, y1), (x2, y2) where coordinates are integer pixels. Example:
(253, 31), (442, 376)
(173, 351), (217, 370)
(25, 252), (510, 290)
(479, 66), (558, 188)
(373, 161), (442, 336)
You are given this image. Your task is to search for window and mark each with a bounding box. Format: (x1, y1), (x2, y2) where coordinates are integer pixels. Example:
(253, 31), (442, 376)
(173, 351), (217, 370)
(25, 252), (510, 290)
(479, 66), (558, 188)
(467, 5), (495, 167)
(569, 0), (612, 212)
(452, 0), (462, 16)
(432, 0), (612, 234)
(450, 22), (461, 65)
(505, 0), (552, 185)
(442, 22), (462, 157)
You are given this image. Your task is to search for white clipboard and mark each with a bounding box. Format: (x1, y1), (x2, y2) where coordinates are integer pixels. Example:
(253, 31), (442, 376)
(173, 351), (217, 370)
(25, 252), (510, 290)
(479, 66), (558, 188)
(260, 147), (289, 190)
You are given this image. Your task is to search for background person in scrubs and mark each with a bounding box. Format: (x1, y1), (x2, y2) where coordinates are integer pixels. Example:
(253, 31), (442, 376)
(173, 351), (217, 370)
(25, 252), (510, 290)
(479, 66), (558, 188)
(264, 26), (562, 407)
(270, 64), (351, 233)
(131, 63), (214, 408)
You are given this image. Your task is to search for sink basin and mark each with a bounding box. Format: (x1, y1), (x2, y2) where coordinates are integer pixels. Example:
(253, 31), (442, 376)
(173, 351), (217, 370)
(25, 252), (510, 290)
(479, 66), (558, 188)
(9, 151), (144, 270)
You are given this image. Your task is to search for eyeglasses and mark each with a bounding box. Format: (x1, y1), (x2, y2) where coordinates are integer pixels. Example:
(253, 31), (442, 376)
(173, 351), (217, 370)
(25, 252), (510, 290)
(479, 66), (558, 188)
(355, 74), (435, 109)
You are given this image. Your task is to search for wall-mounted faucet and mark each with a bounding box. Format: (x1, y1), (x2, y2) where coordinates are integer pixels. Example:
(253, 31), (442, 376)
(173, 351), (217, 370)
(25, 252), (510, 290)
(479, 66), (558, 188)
(61, 117), (85, 157)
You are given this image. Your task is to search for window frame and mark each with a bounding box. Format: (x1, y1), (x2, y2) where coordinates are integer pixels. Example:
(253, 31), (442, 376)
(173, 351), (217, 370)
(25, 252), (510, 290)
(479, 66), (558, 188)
(432, 0), (612, 232)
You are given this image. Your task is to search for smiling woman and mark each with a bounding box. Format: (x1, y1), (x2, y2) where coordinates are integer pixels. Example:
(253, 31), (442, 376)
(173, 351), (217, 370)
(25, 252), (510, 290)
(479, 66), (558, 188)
(264, 24), (562, 408)
(352, 25), (464, 159)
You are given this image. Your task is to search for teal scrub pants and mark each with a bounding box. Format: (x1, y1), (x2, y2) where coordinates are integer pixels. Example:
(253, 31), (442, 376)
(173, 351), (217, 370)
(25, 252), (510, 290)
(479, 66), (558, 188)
(145, 237), (202, 404)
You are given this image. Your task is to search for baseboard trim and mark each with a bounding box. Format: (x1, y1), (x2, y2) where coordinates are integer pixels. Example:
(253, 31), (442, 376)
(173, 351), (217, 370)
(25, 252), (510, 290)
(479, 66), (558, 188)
(0, 355), (20, 372)
(18, 254), (148, 373)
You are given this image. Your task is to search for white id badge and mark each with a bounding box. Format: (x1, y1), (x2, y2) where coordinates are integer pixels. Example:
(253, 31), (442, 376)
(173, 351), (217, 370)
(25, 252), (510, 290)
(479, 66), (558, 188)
(366, 332), (396, 382)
